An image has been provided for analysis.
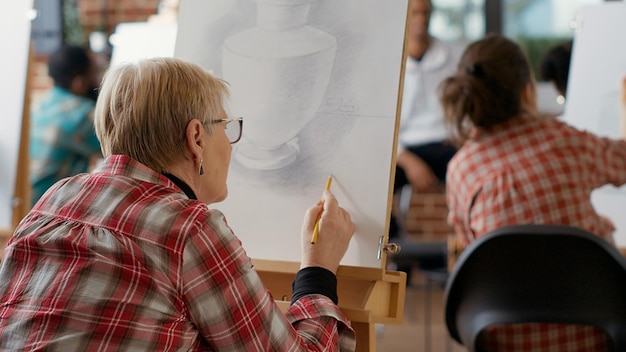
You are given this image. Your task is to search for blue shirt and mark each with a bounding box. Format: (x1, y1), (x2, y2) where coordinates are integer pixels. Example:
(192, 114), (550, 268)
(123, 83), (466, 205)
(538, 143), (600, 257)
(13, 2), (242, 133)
(29, 86), (101, 206)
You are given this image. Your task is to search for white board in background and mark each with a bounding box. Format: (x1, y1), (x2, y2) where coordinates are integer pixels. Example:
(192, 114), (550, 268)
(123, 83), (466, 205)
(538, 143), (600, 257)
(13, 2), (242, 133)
(0, 1), (33, 229)
(564, 3), (626, 138)
(564, 3), (626, 246)
(536, 81), (564, 117)
(175, 0), (409, 268)
(109, 22), (177, 67)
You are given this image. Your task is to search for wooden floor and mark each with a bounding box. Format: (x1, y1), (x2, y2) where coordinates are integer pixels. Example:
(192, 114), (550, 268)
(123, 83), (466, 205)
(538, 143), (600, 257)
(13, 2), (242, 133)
(376, 271), (467, 352)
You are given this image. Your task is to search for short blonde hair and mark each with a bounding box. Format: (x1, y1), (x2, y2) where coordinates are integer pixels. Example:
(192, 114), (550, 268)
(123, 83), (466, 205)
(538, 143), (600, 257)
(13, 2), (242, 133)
(94, 57), (229, 172)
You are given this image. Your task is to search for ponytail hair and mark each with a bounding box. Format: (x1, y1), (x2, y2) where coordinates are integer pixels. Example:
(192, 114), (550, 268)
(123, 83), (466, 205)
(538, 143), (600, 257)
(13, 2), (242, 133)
(439, 33), (533, 145)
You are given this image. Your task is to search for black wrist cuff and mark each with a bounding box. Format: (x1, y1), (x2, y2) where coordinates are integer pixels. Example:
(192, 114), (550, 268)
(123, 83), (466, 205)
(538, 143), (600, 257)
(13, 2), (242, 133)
(291, 266), (338, 305)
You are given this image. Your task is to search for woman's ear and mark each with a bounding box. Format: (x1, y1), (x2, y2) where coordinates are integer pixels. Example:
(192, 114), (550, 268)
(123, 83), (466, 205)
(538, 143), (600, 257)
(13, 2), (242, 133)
(185, 119), (205, 161)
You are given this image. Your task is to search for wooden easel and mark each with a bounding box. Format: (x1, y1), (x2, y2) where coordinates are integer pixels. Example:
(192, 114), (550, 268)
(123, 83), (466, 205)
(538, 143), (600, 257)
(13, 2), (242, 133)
(0, 43), (33, 243)
(253, 258), (406, 351)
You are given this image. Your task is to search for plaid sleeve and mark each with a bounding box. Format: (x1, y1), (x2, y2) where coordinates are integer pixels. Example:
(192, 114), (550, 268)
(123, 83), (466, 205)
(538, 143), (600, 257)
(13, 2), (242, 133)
(287, 295), (356, 351)
(583, 129), (626, 187)
(181, 209), (355, 351)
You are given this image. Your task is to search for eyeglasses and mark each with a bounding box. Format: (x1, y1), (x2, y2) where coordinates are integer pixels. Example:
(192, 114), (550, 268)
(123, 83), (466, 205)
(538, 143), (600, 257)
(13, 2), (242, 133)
(206, 117), (243, 144)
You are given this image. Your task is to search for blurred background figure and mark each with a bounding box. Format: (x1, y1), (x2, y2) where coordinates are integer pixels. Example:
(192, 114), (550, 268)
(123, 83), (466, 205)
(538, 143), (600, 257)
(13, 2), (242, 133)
(394, 0), (464, 195)
(539, 39), (573, 99)
(389, 0), (465, 281)
(29, 44), (102, 206)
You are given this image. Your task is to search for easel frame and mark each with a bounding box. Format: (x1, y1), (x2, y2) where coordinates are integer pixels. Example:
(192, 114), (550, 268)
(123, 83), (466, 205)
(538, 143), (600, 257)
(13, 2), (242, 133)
(253, 259), (407, 351)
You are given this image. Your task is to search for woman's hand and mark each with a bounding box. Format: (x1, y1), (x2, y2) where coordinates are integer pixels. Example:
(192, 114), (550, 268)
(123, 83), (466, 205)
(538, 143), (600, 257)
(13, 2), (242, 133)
(300, 190), (355, 274)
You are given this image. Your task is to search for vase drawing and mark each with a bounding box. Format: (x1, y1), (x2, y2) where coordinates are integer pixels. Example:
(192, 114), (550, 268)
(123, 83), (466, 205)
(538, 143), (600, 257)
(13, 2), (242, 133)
(222, 0), (337, 170)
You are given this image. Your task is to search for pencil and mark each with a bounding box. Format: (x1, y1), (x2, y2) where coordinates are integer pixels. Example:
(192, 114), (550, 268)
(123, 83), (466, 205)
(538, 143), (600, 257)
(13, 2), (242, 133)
(310, 175), (333, 244)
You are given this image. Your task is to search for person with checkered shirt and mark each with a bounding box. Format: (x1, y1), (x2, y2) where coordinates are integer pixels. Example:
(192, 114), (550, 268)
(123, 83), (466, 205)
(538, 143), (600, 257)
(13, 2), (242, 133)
(441, 33), (626, 352)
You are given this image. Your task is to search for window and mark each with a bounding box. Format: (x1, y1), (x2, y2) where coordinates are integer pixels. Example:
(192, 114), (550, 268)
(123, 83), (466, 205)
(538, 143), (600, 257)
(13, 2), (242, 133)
(431, 0), (486, 43)
(502, 0), (604, 77)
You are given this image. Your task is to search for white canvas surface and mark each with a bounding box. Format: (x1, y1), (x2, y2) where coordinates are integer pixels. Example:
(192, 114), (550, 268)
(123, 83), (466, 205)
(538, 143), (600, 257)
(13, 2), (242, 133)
(175, 0), (409, 268)
(0, 1), (33, 229)
(564, 3), (626, 246)
(564, 3), (626, 138)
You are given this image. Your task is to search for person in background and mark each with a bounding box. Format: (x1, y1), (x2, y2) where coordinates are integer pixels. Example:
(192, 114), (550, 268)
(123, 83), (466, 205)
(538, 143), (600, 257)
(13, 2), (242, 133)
(29, 44), (102, 206)
(0, 57), (356, 351)
(539, 39), (573, 98)
(389, 0), (464, 278)
(442, 33), (626, 351)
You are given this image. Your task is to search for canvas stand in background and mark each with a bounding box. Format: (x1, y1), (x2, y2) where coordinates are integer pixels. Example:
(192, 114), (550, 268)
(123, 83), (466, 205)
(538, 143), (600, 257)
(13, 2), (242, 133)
(564, 2), (626, 251)
(0, 1), (34, 238)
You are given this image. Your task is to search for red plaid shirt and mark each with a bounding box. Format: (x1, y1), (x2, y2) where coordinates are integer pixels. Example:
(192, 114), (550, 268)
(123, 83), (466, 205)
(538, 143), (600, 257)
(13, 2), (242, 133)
(447, 115), (626, 351)
(0, 155), (355, 351)
(448, 115), (626, 245)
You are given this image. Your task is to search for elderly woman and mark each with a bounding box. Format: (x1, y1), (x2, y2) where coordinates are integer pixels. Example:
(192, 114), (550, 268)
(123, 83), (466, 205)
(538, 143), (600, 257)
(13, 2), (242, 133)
(0, 58), (356, 351)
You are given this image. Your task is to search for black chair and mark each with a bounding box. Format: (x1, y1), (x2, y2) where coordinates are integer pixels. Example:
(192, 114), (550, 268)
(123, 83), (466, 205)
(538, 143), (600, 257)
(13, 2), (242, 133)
(444, 224), (626, 352)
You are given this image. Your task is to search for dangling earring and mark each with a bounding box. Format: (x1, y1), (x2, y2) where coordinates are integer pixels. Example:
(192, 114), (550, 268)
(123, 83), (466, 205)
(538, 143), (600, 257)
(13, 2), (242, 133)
(199, 159), (204, 176)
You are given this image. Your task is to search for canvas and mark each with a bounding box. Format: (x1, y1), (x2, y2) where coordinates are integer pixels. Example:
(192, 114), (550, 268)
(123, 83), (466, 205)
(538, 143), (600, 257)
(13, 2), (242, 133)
(175, 0), (409, 267)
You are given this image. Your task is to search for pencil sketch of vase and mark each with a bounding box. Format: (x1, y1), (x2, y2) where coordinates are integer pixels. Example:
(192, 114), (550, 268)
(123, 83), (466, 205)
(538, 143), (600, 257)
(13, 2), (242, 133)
(222, 0), (337, 170)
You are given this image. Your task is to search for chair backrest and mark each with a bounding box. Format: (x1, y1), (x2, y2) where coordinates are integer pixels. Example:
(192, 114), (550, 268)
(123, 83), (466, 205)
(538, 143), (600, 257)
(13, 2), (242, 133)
(444, 224), (626, 351)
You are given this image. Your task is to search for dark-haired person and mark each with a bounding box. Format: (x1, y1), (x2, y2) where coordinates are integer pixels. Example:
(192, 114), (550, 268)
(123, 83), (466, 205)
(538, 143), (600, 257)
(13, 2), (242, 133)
(29, 44), (102, 206)
(539, 39), (573, 98)
(389, 0), (464, 280)
(442, 33), (626, 351)
(395, 0), (464, 193)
